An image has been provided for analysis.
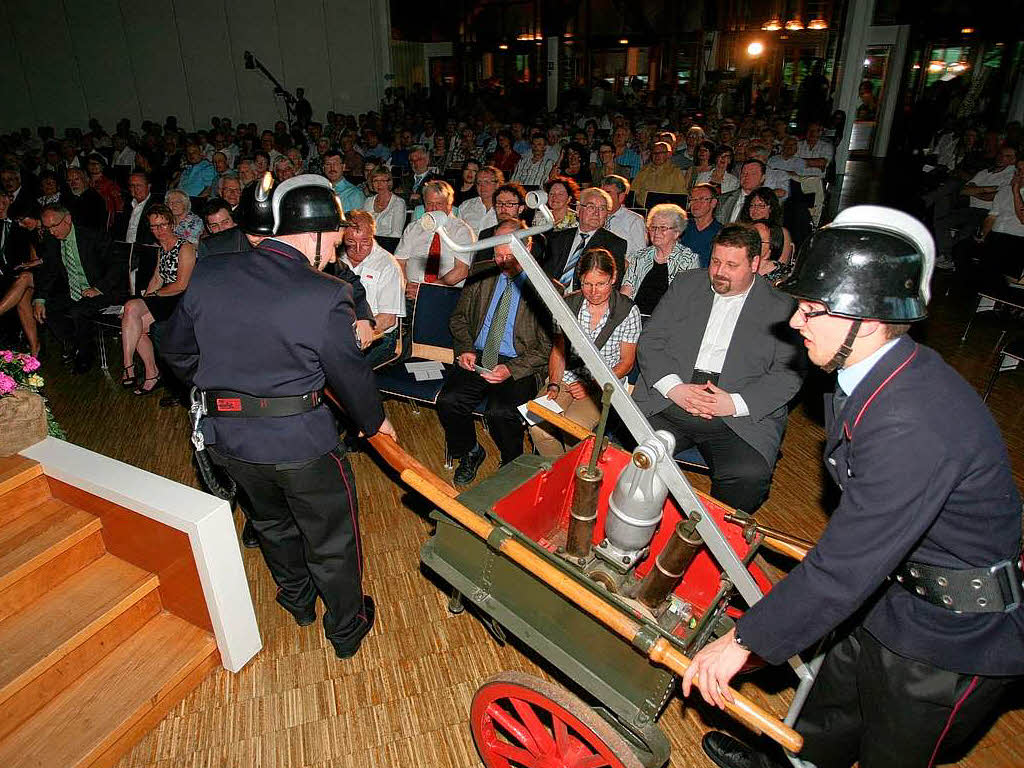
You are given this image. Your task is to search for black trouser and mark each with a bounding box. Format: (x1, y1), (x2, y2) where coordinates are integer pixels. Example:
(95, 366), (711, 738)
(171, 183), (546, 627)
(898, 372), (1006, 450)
(208, 445), (370, 643)
(648, 402), (772, 513)
(796, 626), (1016, 768)
(41, 292), (110, 357)
(437, 365), (538, 464)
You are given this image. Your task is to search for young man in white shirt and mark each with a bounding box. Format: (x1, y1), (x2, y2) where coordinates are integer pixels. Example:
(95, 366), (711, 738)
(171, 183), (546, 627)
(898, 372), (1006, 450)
(600, 174), (648, 257)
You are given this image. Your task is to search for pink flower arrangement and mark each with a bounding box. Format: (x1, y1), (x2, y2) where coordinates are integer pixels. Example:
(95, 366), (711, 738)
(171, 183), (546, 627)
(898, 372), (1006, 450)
(0, 373), (16, 396)
(0, 351), (45, 395)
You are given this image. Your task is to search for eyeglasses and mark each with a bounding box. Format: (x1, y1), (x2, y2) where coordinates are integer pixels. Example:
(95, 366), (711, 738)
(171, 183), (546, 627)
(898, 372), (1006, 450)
(495, 200), (521, 209)
(580, 203), (607, 213)
(648, 226), (677, 234)
(797, 306), (830, 319)
(749, 200), (770, 209)
(41, 215), (67, 233)
(690, 196), (714, 204)
(150, 221), (172, 231)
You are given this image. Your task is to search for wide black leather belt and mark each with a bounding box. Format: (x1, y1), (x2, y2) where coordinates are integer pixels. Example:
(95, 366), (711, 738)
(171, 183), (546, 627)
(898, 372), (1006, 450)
(893, 558), (1023, 613)
(201, 389), (323, 417)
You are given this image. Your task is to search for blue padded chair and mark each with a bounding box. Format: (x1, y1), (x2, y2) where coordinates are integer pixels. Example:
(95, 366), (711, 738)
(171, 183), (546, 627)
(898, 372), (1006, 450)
(375, 282), (461, 412)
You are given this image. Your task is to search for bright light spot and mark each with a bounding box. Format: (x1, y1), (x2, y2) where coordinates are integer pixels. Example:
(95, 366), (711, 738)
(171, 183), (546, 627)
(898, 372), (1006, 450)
(498, 44), (509, 50)
(619, 38), (629, 45)
(864, 58), (871, 66)
(747, 41), (765, 56)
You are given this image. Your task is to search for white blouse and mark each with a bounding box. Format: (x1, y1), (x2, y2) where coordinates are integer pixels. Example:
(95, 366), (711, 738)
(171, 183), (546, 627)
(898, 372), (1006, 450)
(363, 193), (408, 238)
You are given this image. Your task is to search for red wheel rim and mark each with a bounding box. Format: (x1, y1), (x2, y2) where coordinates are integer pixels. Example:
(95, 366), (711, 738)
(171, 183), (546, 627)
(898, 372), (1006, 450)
(470, 680), (631, 768)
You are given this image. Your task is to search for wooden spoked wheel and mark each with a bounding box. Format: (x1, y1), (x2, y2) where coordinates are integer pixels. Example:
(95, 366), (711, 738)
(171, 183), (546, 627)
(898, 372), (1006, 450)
(470, 671), (645, 768)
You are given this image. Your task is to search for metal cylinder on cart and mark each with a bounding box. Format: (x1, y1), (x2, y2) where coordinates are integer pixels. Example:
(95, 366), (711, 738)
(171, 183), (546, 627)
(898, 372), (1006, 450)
(566, 465), (602, 559)
(636, 517), (703, 610)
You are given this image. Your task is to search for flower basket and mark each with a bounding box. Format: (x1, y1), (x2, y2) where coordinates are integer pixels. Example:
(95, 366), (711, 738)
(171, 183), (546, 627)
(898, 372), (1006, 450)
(0, 389), (48, 456)
(0, 350), (64, 454)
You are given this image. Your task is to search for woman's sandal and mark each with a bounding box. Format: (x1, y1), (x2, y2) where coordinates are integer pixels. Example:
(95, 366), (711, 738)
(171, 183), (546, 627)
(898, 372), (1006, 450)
(120, 365), (136, 389)
(132, 375), (161, 396)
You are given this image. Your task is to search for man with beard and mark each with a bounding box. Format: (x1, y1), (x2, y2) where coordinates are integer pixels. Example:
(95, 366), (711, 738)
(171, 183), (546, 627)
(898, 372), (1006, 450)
(631, 223), (806, 513)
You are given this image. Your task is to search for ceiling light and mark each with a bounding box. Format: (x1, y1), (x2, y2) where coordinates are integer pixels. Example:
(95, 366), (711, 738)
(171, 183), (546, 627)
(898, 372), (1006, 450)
(785, 19), (804, 31)
(619, 38), (629, 45)
(747, 41), (765, 56)
(761, 18), (782, 31)
(807, 18), (828, 30)
(927, 61), (945, 73)
(499, 43), (508, 50)
(960, 27), (974, 34)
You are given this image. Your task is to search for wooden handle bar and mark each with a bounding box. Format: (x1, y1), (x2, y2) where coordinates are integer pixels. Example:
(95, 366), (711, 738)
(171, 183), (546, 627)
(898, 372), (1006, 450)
(527, 401), (593, 441)
(760, 537), (811, 561)
(724, 513), (813, 562)
(400, 467), (804, 754)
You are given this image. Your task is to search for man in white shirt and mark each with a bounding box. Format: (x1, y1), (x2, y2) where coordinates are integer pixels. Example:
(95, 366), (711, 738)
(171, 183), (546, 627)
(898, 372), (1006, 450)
(979, 159), (1024, 281)
(600, 174), (648, 256)
(933, 144), (1017, 267)
(111, 135), (136, 169)
(748, 142), (790, 200)
(632, 224), (806, 512)
(116, 171), (158, 245)
(342, 211), (406, 368)
(512, 133), (555, 187)
(797, 122), (833, 177)
(459, 166), (503, 235)
(395, 180), (476, 306)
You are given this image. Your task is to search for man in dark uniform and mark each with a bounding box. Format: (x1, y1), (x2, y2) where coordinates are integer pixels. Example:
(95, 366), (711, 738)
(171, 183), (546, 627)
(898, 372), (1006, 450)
(160, 174), (397, 659)
(686, 206), (1023, 768)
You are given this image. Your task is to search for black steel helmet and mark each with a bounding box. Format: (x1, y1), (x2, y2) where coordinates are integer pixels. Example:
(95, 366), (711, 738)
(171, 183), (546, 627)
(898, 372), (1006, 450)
(780, 205), (934, 322)
(272, 174), (347, 235)
(236, 172), (276, 235)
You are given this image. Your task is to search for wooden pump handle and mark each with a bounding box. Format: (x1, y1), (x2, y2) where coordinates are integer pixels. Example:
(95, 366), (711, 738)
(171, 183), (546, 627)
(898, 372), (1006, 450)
(399, 468), (804, 754)
(527, 401), (593, 441)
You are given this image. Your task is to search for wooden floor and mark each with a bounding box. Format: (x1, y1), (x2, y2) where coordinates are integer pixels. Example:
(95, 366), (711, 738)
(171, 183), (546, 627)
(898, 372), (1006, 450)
(27, 178), (1024, 766)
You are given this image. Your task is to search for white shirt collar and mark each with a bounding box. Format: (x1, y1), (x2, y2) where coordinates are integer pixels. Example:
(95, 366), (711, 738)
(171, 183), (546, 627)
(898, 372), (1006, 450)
(837, 337), (902, 397)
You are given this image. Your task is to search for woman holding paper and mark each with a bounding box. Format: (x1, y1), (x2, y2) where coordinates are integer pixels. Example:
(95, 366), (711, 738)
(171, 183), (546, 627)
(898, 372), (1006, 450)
(530, 248), (641, 457)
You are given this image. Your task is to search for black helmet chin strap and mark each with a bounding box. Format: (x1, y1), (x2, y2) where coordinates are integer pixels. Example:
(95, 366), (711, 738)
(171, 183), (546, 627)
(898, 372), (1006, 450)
(312, 232), (323, 270)
(822, 319), (862, 373)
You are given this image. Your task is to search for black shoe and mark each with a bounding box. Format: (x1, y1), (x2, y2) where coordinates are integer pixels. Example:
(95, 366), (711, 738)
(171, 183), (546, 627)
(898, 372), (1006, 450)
(72, 354), (93, 375)
(330, 595), (375, 659)
(453, 443), (486, 486)
(276, 592), (317, 627)
(241, 520), (259, 548)
(701, 732), (785, 768)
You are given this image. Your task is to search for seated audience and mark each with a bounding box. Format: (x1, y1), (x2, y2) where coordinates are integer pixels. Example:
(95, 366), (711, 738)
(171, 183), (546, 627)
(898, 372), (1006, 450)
(459, 166), (502, 234)
(631, 224), (806, 513)
(548, 141), (592, 187)
(716, 159), (767, 224)
(622, 204), (700, 314)
(323, 149), (365, 214)
(438, 219), (552, 484)
(120, 203), (196, 394)
(0, 189), (41, 356)
(532, 248), (641, 456)
(197, 197), (247, 258)
(165, 189), (204, 245)
(544, 176), (579, 231)
(341, 211), (405, 368)
(218, 172), (242, 215)
(738, 186), (794, 264)
(512, 133), (555, 187)
(394, 180), (476, 304)
(454, 159), (480, 206)
(797, 121), (833, 176)
(63, 167), (108, 231)
(490, 130), (520, 177)
(696, 146), (739, 194)
(631, 141), (688, 207)
(601, 175), (648, 256)
(544, 186), (627, 291)
(405, 145), (442, 207)
(362, 167), (407, 238)
(33, 204), (125, 373)
(611, 125), (642, 179)
(85, 157), (123, 229)
(978, 158), (1024, 282)
(683, 140), (716, 191)
(751, 221), (792, 285)
(113, 171), (159, 245)
(176, 142), (216, 198)
(681, 183), (723, 268)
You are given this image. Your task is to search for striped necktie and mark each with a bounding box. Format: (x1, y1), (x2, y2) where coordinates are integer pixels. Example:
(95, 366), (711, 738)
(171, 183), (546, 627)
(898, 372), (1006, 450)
(560, 232), (590, 288)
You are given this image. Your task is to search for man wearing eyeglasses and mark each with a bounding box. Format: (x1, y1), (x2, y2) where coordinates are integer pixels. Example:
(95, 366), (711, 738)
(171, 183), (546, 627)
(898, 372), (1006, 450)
(472, 183), (546, 269)
(681, 183), (722, 268)
(32, 204), (125, 373)
(543, 187), (627, 291)
(631, 142), (688, 208)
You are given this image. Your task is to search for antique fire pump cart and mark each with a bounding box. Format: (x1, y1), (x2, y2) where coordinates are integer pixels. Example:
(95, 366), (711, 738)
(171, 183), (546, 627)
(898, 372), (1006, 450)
(364, 196), (821, 768)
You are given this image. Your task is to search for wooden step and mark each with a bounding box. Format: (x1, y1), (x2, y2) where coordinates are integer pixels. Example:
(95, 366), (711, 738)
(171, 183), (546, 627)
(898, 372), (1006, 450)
(0, 612), (219, 768)
(0, 555), (159, 709)
(0, 455), (42, 497)
(0, 475), (51, 528)
(0, 500), (103, 595)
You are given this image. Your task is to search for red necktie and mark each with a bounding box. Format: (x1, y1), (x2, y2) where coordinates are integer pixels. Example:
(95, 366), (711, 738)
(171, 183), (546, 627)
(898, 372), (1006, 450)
(424, 232), (441, 283)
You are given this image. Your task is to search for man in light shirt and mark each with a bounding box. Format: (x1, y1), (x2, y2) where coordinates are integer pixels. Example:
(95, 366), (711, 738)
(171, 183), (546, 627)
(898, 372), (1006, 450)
(395, 180), (476, 304)
(601, 175), (648, 257)
(511, 133), (555, 187)
(632, 224), (806, 512)
(341, 211), (406, 368)
(797, 121), (833, 177)
(115, 171), (158, 245)
(459, 166), (503, 235)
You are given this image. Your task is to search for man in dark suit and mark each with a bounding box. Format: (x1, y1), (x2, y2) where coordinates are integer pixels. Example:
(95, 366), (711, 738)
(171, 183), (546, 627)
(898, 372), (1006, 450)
(160, 175), (396, 660)
(112, 171), (160, 245)
(438, 219), (552, 485)
(402, 145), (442, 207)
(197, 197), (248, 258)
(62, 168), (108, 232)
(1, 166), (38, 224)
(543, 186), (627, 291)
(32, 203), (126, 372)
(633, 224), (805, 512)
(688, 208), (1023, 768)
(715, 159), (766, 224)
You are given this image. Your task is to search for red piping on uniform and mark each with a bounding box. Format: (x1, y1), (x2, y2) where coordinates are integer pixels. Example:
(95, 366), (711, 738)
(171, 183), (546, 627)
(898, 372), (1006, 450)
(260, 244), (301, 261)
(330, 450), (366, 622)
(927, 675), (979, 768)
(844, 345), (920, 441)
